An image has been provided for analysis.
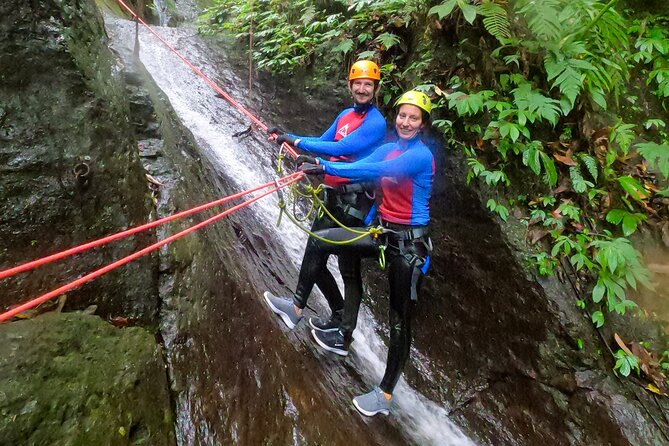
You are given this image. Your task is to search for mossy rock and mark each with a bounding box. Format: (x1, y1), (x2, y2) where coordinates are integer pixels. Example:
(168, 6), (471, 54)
(0, 313), (175, 446)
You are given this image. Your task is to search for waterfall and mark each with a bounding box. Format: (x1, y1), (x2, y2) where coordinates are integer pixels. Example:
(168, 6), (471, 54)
(104, 14), (475, 446)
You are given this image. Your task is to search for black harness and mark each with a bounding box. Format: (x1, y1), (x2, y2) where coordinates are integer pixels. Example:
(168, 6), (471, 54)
(323, 183), (375, 223)
(381, 221), (433, 301)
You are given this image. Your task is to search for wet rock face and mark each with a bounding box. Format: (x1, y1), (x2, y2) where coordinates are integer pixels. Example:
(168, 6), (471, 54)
(0, 0), (157, 322)
(0, 313), (175, 445)
(383, 149), (669, 445)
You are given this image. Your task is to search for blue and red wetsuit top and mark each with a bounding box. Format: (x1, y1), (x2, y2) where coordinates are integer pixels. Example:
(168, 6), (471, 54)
(317, 135), (434, 226)
(288, 103), (386, 187)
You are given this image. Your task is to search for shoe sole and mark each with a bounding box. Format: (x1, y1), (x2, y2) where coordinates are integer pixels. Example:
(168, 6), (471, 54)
(353, 399), (390, 417)
(308, 317), (339, 333)
(311, 329), (348, 356)
(263, 291), (297, 330)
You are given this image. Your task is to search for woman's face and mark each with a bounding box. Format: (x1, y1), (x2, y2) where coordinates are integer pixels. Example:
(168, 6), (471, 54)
(395, 104), (424, 140)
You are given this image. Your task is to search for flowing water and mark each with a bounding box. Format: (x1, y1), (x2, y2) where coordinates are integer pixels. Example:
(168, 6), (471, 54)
(105, 13), (474, 446)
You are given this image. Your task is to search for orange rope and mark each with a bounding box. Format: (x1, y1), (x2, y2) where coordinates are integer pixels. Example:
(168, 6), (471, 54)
(115, 0), (298, 157)
(0, 173), (302, 323)
(0, 173), (302, 280)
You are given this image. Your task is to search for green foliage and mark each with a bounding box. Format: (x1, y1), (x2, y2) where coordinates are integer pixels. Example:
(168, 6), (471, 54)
(448, 90), (494, 116)
(532, 252), (557, 275)
(617, 176), (649, 202)
(606, 209), (647, 237)
(479, 1), (511, 41)
(570, 166), (593, 193)
(592, 310), (605, 328)
(201, 0), (426, 76)
(522, 141), (558, 187)
(637, 142), (669, 178)
(591, 237), (651, 314)
(614, 349), (640, 377)
(544, 48), (593, 112)
(429, 0), (478, 25)
(610, 121), (637, 155)
(486, 198), (510, 221)
(515, 0), (562, 42)
(512, 83), (561, 126)
(203, 0), (669, 382)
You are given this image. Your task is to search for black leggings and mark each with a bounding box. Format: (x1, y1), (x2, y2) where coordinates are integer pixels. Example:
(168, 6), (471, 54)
(292, 191), (369, 315)
(311, 226), (428, 394)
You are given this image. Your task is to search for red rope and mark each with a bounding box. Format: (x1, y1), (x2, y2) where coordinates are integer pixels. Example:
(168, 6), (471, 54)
(0, 172), (302, 280)
(0, 174), (302, 323)
(115, 0), (298, 158)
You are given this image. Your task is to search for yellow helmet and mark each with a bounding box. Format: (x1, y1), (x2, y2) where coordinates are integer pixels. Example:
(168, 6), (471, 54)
(348, 60), (381, 81)
(395, 90), (432, 115)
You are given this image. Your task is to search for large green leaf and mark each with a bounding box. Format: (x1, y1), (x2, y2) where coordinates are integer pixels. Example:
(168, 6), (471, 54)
(540, 151), (558, 187)
(636, 142), (669, 178)
(429, 0), (458, 19)
(459, 0), (479, 24)
(617, 176), (649, 202)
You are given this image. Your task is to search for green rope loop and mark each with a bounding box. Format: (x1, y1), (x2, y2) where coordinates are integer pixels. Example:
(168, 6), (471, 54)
(274, 173), (383, 246)
(306, 187), (369, 236)
(378, 244), (386, 270)
(276, 198), (285, 226)
(276, 149), (285, 175)
(281, 207), (379, 245)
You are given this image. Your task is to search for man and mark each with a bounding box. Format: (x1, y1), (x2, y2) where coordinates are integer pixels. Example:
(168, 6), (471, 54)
(264, 60), (386, 336)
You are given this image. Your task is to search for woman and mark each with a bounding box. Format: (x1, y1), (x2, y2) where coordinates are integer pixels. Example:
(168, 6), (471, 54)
(299, 90), (434, 417)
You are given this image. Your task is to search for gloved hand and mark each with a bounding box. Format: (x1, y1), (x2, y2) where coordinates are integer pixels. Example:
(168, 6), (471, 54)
(295, 155), (317, 167)
(276, 134), (298, 147)
(299, 162), (325, 175)
(267, 127), (285, 142)
(267, 126), (285, 137)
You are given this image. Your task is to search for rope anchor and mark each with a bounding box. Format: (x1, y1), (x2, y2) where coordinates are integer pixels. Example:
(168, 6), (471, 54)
(73, 162), (91, 189)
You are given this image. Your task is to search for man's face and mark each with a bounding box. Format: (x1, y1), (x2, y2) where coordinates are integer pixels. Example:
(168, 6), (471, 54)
(349, 79), (376, 106)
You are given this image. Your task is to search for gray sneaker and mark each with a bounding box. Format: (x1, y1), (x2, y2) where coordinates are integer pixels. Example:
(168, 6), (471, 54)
(353, 387), (391, 417)
(263, 291), (302, 329)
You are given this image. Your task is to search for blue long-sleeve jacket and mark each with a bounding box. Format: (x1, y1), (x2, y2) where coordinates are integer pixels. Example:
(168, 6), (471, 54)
(317, 136), (434, 226)
(289, 104), (386, 186)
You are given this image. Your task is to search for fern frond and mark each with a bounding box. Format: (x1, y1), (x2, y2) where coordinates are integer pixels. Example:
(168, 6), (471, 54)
(544, 47), (595, 112)
(579, 153), (599, 182)
(479, 1), (511, 41)
(515, 0), (564, 42)
(570, 165), (591, 193)
(594, 2), (628, 48)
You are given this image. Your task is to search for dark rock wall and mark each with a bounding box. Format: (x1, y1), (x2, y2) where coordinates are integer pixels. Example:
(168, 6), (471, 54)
(0, 0), (158, 322)
(0, 2), (175, 445)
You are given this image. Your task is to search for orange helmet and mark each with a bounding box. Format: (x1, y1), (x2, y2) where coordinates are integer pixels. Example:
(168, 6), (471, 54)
(348, 60), (381, 81)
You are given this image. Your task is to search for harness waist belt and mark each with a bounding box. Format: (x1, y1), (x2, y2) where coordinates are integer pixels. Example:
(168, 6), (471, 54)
(337, 182), (373, 194)
(382, 223), (429, 241)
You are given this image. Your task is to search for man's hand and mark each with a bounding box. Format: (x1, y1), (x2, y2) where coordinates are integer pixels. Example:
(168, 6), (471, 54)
(276, 134), (298, 147)
(298, 162), (325, 175)
(267, 127), (285, 142)
(267, 126), (285, 137)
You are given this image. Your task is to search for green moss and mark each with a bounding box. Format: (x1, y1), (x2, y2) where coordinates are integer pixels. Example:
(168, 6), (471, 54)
(0, 313), (175, 445)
